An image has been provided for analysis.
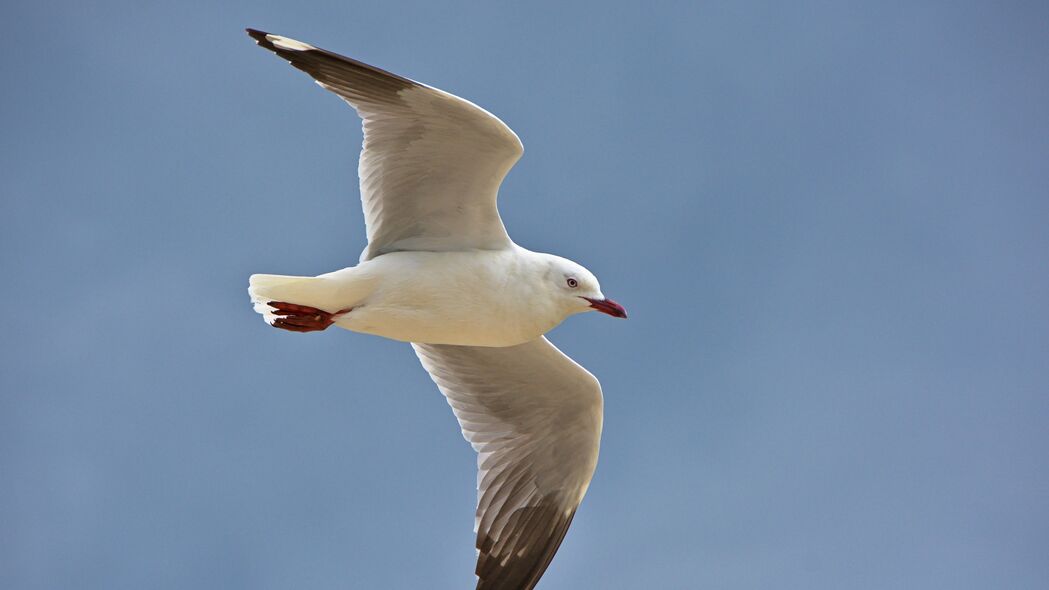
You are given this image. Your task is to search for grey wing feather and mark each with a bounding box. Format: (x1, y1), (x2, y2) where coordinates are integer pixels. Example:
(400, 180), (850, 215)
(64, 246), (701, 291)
(413, 337), (603, 589)
(246, 29), (522, 260)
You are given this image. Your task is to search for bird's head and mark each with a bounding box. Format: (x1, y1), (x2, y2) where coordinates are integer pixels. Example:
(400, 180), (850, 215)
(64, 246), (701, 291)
(543, 255), (627, 319)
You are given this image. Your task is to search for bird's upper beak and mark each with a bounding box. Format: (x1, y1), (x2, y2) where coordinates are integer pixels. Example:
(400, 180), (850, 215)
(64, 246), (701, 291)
(583, 297), (628, 319)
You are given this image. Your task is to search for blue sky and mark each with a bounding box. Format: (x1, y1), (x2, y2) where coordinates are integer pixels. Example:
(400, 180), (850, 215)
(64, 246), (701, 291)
(2, 1), (1047, 588)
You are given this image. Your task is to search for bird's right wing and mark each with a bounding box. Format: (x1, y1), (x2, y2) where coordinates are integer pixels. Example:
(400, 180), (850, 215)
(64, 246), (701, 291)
(412, 337), (603, 590)
(246, 29), (522, 261)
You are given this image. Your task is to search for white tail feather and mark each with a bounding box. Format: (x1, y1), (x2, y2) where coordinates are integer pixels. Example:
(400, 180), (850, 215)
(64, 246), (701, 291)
(249, 274), (336, 325)
(248, 267), (375, 326)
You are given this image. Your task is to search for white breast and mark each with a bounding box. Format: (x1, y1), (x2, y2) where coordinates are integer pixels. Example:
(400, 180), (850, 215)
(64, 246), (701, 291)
(335, 249), (560, 346)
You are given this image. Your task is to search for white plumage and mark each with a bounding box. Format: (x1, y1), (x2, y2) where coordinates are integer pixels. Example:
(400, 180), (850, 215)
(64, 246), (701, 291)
(245, 28), (625, 589)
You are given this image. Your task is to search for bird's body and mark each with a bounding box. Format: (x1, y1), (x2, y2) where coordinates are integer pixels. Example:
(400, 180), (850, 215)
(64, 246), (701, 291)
(244, 28), (625, 589)
(251, 248), (590, 347)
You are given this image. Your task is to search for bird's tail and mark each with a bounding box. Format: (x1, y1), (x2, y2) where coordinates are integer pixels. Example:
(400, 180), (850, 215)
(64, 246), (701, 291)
(248, 273), (345, 326)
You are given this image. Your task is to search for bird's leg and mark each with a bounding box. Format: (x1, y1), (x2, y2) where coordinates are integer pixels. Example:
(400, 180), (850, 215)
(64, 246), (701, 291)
(268, 302), (354, 333)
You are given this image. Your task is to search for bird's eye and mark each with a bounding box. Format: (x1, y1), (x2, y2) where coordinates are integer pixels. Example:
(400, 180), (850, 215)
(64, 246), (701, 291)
(566, 277), (579, 288)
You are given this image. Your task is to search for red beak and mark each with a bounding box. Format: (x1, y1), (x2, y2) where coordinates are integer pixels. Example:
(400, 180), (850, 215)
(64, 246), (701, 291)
(583, 297), (628, 318)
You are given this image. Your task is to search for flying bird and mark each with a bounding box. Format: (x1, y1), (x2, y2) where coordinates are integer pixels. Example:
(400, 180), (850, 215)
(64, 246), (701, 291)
(245, 28), (626, 589)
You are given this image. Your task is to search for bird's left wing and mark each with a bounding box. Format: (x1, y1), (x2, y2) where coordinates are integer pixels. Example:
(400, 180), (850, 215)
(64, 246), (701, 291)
(412, 337), (603, 590)
(246, 29), (522, 261)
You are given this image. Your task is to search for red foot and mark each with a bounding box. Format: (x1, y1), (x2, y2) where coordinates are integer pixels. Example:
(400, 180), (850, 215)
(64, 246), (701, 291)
(268, 301), (353, 333)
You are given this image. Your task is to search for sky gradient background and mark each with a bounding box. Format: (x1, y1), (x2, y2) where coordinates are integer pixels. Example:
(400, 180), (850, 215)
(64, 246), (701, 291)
(2, 1), (1048, 588)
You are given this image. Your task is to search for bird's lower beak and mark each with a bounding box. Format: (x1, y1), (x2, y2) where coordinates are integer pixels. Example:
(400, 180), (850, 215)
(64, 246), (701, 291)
(584, 297), (628, 319)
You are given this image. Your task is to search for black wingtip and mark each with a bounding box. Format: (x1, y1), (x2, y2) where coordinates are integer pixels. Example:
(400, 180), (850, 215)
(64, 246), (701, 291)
(246, 28), (274, 49)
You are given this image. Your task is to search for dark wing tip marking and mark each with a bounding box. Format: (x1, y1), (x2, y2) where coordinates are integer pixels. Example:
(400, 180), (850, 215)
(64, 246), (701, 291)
(243, 27), (418, 94)
(475, 503), (578, 590)
(245, 28), (277, 50)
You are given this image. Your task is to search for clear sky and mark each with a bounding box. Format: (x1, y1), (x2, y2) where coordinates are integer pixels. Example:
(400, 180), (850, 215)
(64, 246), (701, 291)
(2, 1), (1047, 589)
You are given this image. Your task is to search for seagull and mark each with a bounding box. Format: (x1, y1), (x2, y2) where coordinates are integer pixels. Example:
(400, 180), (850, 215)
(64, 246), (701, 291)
(244, 28), (626, 589)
